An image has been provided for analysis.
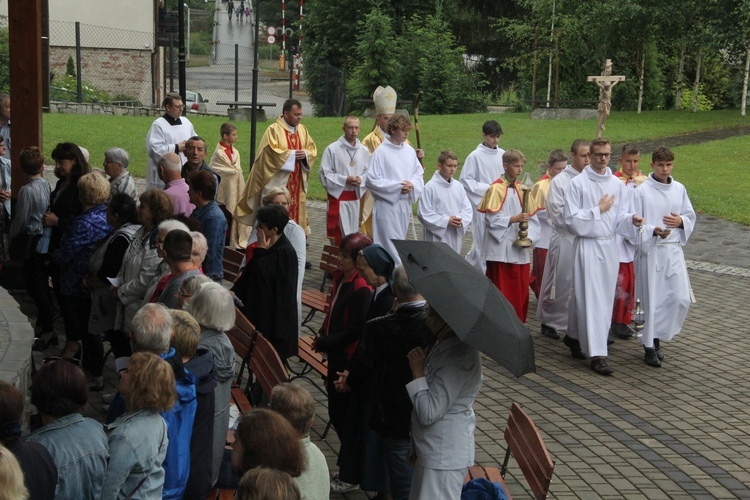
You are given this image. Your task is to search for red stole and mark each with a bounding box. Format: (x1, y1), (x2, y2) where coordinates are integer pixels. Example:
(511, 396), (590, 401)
(284, 130), (302, 224)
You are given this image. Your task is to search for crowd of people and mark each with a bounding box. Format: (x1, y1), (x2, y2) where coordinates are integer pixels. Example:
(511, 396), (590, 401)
(0, 84), (696, 499)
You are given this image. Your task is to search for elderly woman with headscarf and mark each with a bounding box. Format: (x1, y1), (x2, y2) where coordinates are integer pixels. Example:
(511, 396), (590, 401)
(406, 306), (483, 500)
(187, 281), (236, 487)
(328, 243), (397, 494)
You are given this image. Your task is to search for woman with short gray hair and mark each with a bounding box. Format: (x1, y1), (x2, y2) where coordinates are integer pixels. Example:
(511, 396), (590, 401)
(103, 147), (138, 201)
(187, 282), (236, 486)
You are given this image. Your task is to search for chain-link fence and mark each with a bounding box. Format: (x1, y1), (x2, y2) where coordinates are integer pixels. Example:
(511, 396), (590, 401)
(46, 6), (306, 116)
(49, 20), (154, 106)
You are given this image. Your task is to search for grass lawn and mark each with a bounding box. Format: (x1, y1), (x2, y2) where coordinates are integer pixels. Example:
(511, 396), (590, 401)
(42, 109), (748, 222)
(671, 135), (750, 225)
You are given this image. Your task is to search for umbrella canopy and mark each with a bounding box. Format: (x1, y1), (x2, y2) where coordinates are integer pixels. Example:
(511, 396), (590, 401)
(394, 240), (535, 377)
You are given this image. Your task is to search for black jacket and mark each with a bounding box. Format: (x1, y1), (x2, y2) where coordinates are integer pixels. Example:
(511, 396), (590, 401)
(348, 302), (431, 439)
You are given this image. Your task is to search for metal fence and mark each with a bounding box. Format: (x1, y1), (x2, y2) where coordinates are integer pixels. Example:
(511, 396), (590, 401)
(47, 10), (301, 116)
(48, 20), (154, 106)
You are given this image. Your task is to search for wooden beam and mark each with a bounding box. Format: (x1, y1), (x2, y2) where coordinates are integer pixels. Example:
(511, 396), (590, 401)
(8, 0), (43, 194)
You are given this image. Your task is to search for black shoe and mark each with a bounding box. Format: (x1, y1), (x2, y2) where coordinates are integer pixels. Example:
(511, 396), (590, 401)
(607, 338), (615, 345)
(32, 332), (58, 352)
(563, 335), (586, 360)
(644, 347), (661, 367)
(610, 323), (636, 339)
(541, 324), (559, 339)
(653, 339), (664, 361)
(305, 261), (312, 270)
(590, 357), (614, 375)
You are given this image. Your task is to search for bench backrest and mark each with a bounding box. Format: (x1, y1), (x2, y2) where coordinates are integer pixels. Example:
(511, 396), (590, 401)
(503, 402), (555, 500)
(223, 246), (245, 283)
(248, 333), (289, 401)
(318, 245), (340, 292)
(226, 308), (257, 386)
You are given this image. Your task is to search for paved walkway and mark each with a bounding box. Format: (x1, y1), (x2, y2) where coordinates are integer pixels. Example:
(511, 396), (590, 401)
(23, 122), (750, 498)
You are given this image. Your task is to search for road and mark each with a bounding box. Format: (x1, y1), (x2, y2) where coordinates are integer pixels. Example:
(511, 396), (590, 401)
(186, 0), (310, 116)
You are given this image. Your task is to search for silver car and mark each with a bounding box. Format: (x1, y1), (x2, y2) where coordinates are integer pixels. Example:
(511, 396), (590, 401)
(185, 90), (208, 113)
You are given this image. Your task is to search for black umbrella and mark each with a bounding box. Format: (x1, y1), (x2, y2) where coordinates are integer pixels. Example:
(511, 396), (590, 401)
(393, 240), (535, 377)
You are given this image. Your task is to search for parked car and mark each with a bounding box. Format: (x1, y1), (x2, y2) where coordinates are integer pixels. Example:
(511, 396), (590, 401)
(185, 91), (208, 113)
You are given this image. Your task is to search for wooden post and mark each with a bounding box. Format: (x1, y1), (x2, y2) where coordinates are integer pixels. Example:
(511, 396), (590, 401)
(9, 0), (44, 194)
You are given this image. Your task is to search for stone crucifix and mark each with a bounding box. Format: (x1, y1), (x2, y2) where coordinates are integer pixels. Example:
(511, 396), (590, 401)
(587, 59), (625, 137)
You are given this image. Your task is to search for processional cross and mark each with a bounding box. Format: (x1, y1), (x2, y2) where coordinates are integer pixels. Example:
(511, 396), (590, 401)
(587, 59), (625, 137)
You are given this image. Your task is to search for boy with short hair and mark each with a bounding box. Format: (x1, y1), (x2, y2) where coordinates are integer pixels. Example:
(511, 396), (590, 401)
(564, 137), (643, 376)
(631, 146), (695, 367)
(209, 122), (251, 248)
(610, 143), (647, 339)
(528, 149), (567, 300)
(459, 120), (505, 272)
(418, 149), (473, 253)
(477, 149), (532, 322)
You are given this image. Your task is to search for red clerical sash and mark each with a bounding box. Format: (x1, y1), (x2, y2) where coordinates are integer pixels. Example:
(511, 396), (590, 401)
(285, 130), (302, 224)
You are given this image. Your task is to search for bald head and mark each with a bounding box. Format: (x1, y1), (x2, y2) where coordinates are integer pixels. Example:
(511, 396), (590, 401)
(158, 152), (182, 182)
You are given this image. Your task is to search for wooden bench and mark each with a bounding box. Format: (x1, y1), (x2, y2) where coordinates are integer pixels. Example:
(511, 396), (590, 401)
(466, 466), (512, 499)
(289, 335), (334, 439)
(300, 244), (339, 333)
(222, 246), (245, 284)
(290, 336), (328, 393)
(465, 402), (554, 499)
(246, 332), (290, 406)
(225, 307), (257, 390)
(501, 402), (555, 499)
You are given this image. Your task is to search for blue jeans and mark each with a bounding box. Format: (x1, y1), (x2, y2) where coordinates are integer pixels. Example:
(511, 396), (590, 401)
(363, 428), (413, 500)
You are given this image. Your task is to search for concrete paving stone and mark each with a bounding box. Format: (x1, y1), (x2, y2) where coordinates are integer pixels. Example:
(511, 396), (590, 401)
(634, 488), (672, 499)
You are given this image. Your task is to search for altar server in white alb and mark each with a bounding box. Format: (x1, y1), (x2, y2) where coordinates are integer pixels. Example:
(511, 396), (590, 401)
(145, 92), (196, 189)
(365, 113), (424, 264)
(319, 115), (370, 245)
(418, 149), (472, 254)
(537, 140), (590, 340)
(527, 149), (568, 300)
(459, 120), (505, 273)
(630, 146), (695, 368)
(564, 137), (643, 377)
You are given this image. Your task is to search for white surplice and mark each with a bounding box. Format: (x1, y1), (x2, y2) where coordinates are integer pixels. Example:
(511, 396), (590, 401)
(537, 166), (579, 331)
(418, 171), (473, 253)
(482, 183), (529, 265)
(564, 166), (636, 358)
(365, 139), (424, 264)
(318, 136), (370, 238)
(458, 143), (505, 272)
(145, 115), (196, 189)
(631, 174), (695, 348)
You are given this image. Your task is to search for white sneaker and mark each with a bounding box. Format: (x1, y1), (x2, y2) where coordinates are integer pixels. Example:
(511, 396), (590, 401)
(330, 479), (358, 493)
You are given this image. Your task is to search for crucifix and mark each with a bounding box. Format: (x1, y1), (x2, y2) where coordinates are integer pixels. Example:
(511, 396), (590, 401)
(587, 59), (625, 137)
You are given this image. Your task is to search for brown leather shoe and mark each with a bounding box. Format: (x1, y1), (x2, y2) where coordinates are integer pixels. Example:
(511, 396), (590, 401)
(563, 335), (586, 359)
(590, 357), (614, 376)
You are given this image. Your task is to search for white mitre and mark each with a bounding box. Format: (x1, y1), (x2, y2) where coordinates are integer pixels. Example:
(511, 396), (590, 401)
(373, 85), (397, 115)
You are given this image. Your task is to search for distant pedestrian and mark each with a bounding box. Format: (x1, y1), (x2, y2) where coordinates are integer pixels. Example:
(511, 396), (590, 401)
(227, 0), (234, 21)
